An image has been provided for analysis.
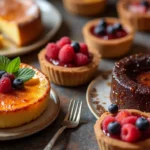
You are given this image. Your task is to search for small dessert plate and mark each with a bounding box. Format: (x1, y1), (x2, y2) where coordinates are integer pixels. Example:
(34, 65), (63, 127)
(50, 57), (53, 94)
(86, 71), (112, 119)
(0, 0), (62, 57)
(0, 88), (60, 141)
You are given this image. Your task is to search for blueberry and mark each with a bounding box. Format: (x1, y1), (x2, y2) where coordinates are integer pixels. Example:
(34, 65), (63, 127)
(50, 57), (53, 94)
(0, 71), (6, 78)
(141, 1), (149, 8)
(97, 19), (107, 28)
(13, 78), (24, 89)
(71, 42), (80, 53)
(108, 104), (118, 114)
(94, 26), (105, 35)
(113, 23), (122, 31)
(136, 117), (149, 131)
(108, 121), (121, 135)
(106, 26), (116, 35)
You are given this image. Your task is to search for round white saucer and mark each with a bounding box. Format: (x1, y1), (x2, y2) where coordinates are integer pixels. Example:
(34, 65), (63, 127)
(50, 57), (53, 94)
(86, 71), (112, 119)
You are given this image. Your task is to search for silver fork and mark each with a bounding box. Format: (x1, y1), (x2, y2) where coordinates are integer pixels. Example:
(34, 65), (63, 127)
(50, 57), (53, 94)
(44, 99), (82, 150)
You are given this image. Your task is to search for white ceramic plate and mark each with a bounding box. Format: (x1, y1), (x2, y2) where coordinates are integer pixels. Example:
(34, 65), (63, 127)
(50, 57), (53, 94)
(0, 0), (62, 57)
(0, 88), (60, 140)
(86, 71), (112, 119)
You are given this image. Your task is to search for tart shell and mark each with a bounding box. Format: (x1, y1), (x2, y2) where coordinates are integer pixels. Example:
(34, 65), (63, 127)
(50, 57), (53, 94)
(63, 0), (106, 16)
(82, 17), (134, 58)
(94, 109), (150, 150)
(38, 49), (100, 87)
(117, 0), (150, 31)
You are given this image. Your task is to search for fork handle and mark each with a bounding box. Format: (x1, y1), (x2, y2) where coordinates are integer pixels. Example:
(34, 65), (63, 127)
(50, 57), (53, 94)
(44, 126), (67, 150)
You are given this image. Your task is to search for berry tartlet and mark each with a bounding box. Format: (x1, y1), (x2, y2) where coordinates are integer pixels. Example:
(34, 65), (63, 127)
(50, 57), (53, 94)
(82, 18), (134, 58)
(110, 53), (150, 112)
(63, 0), (106, 16)
(117, 0), (150, 31)
(0, 56), (50, 128)
(94, 104), (150, 150)
(38, 37), (100, 87)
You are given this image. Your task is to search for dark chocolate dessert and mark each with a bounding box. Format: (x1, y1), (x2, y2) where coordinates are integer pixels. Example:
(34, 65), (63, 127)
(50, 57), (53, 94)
(110, 53), (150, 112)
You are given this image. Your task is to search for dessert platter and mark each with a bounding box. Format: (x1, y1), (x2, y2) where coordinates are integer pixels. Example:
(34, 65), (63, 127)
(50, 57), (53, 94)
(0, 56), (60, 140)
(0, 0), (62, 57)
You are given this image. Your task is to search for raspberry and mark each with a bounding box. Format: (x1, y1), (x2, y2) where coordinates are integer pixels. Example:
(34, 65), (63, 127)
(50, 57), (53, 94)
(0, 77), (12, 93)
(58, 44), (75, 63)
(75, 53), (89, 66)
(80, 43), (89, 56)
(102, 116), (115, 131)
(121, 124), (141, 142)
(46, 43), (60, 59)
(56, 37), (71, 48)
(116, 110), (131, 123)
(121, 116), (138, 125)
(2, 73), (15, 82)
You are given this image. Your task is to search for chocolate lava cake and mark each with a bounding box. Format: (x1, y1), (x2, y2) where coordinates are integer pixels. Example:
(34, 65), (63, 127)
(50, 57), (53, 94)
(110, 53), (150, 112)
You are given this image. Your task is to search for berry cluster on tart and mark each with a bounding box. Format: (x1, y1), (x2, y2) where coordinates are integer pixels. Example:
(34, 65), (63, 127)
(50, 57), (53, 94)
(117, 0), (150, 31)
(63, 0), (106, 16)
(83, 17), (134, 58)
(94, 104), (150, 150)
(0, 56), (50, 128)
(110, 53), (150, 112)
(38, 36), (100, 87)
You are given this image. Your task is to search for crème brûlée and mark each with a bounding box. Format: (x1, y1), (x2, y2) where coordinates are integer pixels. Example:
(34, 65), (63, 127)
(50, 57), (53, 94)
(0, 64), (50, 128)
(0, 0), (43, 46)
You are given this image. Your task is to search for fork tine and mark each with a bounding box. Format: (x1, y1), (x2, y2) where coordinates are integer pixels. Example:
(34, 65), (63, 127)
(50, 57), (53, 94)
(72, 101), (79, 121)
(64, 99), (73, 121)
(76, 101), (82, 122)
(69, 100), (76, 121)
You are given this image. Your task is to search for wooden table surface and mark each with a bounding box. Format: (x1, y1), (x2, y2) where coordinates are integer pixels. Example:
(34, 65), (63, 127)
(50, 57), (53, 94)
(0, 0), (150, 149)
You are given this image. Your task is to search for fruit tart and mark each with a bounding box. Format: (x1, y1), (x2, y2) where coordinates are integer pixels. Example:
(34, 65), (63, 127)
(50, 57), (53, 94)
(38, 37), (100, 87)
(83, 17), (134, 58)
(0, 56), (50, 128)
(117, 0), (150, 31)
(110, 53), (150, 112)
(94, 104), (150, 150)
(63, 0), (106, 16)
(0, 0), (43, 46)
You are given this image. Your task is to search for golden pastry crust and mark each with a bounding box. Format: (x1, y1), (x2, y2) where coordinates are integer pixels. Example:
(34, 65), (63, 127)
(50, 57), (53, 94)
(82, 17), (134, 58)
(117, 0), (150, 31)
(0, 63), (50, 128)
(38, 49), (100, 87)
(94, 109), (150, 150)
(63, 0), (106, 16)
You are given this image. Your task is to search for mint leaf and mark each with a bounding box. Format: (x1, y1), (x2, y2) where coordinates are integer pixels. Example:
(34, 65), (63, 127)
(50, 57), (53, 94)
(0, 56), (11, 71)
(6, 57), (20, 73)
(16, 68), (35, 82)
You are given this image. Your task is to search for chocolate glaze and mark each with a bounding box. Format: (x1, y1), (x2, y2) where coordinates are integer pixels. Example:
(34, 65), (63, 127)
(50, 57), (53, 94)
(110, 53), (150, 112)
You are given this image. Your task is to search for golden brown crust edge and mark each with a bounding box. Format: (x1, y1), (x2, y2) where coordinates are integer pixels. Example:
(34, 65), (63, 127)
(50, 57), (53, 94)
(17, 10), (43, 46)
(82, 17), (134, 58)
(94, 109), (150, 150)
(38, 49), (100, 87)
(63, 0), (106, 16)
(117, 0), (150, 31)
